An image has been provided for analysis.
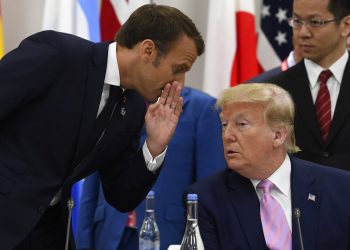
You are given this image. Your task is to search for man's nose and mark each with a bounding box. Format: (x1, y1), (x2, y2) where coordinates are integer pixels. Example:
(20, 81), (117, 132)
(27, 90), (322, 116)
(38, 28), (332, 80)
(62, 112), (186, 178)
(297, 23), (312, 37)
(223, 125), (236, 142)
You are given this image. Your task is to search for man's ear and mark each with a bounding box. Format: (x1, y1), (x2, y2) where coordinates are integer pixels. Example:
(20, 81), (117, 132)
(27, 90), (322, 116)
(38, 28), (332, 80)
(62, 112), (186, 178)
(272, 125), (288, 148)
(340, 15), (350, 37)
(140, 39), (157, 61)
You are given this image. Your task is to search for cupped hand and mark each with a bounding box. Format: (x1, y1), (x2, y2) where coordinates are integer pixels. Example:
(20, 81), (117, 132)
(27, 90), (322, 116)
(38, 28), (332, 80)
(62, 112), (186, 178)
(145, 81), (183, 157)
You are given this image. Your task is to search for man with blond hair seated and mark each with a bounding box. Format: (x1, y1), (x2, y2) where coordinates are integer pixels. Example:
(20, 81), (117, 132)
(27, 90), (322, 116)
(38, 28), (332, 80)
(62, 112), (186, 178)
(188, 83), (350, 250)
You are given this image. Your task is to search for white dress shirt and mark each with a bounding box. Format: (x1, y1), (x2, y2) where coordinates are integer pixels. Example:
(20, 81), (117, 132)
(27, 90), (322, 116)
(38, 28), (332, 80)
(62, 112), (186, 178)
(305, 50), (348, 118)
(251, 154), (292, 230)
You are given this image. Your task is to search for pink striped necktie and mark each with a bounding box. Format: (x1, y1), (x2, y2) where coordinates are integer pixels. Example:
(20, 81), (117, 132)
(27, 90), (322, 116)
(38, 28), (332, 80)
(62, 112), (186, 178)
(258, 179), (291, 250)
(315, 70), (332, 143)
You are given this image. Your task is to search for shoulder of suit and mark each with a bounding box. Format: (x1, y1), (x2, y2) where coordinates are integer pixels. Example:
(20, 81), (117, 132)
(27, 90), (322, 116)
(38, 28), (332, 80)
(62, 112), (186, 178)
(291, 156), (350, 181)
(248, 66), (281, 83)
(24, 30), (96, 52)
(268, 61), (305, 86)
(22, 30), (110, 68)
(191, 168), (228, 188)
(183, 87), (216, 104)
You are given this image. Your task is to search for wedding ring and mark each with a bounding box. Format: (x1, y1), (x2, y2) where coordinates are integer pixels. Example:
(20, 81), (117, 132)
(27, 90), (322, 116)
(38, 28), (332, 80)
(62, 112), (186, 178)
(170, 105), (176, 109)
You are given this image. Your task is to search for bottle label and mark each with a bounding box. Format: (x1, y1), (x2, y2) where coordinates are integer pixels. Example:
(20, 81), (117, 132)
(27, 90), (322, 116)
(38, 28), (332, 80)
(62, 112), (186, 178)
(139, 239), (160, 250)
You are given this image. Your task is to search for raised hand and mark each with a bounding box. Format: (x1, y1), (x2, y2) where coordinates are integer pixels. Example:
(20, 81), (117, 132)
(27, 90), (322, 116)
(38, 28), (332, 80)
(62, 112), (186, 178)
(145, 81), (183, 157)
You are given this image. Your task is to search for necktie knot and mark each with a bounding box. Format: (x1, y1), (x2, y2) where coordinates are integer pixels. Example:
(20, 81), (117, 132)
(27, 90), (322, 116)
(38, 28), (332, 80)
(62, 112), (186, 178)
(319, 70), (332, 85)
(257, 179), (274, 194)
(109, 85), (123, 101)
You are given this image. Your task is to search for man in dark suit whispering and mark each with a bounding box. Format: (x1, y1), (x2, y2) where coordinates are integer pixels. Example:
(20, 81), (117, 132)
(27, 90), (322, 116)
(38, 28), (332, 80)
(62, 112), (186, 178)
(188, 83), (350, 250)
(0, 4), (204, 250)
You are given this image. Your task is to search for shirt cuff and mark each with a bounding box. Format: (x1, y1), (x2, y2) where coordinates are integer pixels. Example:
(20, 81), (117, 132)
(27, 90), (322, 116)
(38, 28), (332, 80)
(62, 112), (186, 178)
(142, 140), (167, 172)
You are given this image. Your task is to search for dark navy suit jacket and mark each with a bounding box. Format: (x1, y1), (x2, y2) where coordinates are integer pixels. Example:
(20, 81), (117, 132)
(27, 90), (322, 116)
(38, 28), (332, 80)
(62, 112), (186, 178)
(188, 156), (350, 250)
(76, 87), (227, 250)
(0, 31), (158, 250)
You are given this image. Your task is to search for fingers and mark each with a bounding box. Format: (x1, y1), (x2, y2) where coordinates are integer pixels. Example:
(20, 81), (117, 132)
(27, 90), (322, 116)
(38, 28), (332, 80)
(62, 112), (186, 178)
(173, 96), (183, 116)
(158, 83), (171, 105)
(147, 95), (183, 116)
(165, 81), (179, 107)
(166, 81), (182, 112)
(147, 81), (183, 118)
(158, 81), (182, 108)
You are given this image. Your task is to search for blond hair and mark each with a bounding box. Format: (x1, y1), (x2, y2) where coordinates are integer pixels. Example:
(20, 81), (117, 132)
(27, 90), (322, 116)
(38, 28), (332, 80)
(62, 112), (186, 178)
(216, 83), (300, 153)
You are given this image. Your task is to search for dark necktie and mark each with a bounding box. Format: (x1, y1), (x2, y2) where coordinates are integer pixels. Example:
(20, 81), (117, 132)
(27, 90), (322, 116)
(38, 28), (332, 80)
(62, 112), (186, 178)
(90, 85), (123, 147)
(315, 70), (332, 143)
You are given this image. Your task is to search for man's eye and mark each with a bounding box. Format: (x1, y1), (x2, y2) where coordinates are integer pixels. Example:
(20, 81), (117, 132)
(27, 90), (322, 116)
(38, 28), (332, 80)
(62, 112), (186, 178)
(309, 20), (322, 26)
(237, 122), (247, 127)
(173, 69), (182, 74)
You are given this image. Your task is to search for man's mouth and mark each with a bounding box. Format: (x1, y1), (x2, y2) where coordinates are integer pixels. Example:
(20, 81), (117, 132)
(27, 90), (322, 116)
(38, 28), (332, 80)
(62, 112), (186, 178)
(226, 150), (238, 157)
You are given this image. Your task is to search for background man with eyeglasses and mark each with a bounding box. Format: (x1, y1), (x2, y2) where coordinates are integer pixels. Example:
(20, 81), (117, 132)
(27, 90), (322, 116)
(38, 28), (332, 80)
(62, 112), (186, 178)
(269, 0), (350, 171)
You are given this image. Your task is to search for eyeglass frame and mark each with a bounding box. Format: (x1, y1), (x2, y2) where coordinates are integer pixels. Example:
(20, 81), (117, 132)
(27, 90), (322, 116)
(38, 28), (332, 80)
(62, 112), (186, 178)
(288, 17), (338, 29)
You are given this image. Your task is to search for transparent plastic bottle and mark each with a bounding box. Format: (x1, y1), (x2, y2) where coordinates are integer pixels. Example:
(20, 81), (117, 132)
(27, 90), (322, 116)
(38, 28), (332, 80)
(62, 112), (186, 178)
(139, 190), (160, 250)
(180, 193), (204, 250)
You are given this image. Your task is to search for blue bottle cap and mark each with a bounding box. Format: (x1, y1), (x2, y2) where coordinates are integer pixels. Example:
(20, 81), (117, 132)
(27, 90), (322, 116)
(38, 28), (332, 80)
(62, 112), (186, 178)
(187, 193), (198, 201)
(147, 190), (155, 198)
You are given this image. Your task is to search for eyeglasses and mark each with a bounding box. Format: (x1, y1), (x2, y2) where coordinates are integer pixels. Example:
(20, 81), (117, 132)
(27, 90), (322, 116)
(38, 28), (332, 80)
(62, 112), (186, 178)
(288, 18), (337, 29)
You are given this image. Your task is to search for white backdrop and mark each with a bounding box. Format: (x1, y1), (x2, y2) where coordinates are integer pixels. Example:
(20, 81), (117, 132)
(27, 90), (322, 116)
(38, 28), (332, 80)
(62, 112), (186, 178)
(0, 0), (263, 91)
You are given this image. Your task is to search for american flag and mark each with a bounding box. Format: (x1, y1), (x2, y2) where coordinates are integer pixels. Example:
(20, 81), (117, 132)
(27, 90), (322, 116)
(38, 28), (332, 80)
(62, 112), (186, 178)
(308, 193), (316, 202)
(258, 0), (294, 70)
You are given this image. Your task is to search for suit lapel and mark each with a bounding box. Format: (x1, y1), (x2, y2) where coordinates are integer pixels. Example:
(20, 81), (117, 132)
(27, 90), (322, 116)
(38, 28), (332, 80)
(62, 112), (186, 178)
(327, 56), (350, 145)
(285, 62), (324, 146)
(290, 157), (320, 250)
(227, 172), (267, 250)
(72, 42), (109, 166)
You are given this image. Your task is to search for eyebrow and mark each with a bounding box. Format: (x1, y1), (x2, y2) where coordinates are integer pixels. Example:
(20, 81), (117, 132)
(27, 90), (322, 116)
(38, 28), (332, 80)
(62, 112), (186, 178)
(292, 12), (323, 19)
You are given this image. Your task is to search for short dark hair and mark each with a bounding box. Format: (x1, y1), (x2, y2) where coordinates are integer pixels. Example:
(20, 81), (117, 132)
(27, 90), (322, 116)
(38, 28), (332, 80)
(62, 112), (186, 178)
(116, 4), (204, 57)
(328, 0), (350, 21)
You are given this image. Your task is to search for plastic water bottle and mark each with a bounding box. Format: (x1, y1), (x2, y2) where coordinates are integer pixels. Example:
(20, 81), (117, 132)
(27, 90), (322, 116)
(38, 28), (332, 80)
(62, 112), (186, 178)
(139, 190), (160, 250)
(180, 193), (204, 250)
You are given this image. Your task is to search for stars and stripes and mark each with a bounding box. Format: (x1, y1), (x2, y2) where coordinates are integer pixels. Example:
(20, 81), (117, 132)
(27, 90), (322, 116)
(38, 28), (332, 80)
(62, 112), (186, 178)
(258, 0), (293, 70)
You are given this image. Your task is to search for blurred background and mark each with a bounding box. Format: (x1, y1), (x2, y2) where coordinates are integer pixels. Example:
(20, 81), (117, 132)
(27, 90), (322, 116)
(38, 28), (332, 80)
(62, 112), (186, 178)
(0, 0), (294, 95)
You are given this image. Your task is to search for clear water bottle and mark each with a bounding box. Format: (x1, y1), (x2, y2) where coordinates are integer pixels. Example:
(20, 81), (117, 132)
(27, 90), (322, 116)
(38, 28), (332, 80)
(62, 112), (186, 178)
(139, 190), (160, 250)
(180, 193), (204, 250)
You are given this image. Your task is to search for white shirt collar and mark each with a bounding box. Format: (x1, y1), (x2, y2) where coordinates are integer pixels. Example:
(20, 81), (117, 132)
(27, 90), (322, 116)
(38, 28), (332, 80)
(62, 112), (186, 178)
(305, 50), (348, 89)
(287, 50), (297, 68)
(251, 154), (291, 197)
(104, 42), (121, 87)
